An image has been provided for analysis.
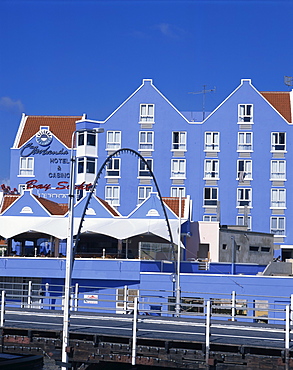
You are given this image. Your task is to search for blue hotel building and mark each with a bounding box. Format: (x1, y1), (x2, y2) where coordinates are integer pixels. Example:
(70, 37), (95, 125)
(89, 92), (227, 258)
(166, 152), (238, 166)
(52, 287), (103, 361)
(8, 78), (293, 256)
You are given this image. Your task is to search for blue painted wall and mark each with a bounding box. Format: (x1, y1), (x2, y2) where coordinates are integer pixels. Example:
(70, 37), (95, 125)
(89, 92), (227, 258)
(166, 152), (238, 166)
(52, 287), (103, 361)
(9, 79), (293, 247)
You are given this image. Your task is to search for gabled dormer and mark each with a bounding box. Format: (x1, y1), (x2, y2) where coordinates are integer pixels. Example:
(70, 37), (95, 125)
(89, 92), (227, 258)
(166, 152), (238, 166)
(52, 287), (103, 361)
(1, 190), (65, 217)
(128, 192), (186, 220)
(73, 193), (121, 218)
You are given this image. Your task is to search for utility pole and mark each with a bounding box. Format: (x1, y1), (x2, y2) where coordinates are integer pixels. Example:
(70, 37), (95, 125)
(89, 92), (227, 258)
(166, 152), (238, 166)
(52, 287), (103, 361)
(189, 85), (216, 120)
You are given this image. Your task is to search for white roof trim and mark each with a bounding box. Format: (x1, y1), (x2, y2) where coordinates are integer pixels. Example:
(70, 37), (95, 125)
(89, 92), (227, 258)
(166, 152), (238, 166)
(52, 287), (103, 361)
(201, 79), (291, 124)
(200, 80), (249, 123)
(103, 79), (191, 124)
(12, 113), (27, 149)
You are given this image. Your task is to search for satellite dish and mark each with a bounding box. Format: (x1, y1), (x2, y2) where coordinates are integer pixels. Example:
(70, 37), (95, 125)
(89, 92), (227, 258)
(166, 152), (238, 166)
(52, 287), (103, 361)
(284, 76), (293, 87)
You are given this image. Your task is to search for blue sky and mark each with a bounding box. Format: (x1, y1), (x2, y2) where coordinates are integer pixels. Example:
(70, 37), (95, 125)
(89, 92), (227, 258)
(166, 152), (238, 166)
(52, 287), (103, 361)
(0, 0), (292, 184)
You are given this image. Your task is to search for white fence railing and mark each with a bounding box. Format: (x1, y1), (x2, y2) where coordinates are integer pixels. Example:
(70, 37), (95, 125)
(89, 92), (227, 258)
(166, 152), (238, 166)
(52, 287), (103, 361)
(0, 281), (292, 367)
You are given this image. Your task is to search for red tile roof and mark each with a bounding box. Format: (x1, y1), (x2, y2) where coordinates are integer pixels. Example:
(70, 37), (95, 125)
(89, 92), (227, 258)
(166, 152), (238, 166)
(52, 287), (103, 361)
(0, 195), (20, 213)
(17, 116), (82, 148)
(162, 197), (186, 217)
(98, 197), (120, 217)
(0, 193), (68, 215)
(33, 195), (68, 215)
(260, 92), (292, 123)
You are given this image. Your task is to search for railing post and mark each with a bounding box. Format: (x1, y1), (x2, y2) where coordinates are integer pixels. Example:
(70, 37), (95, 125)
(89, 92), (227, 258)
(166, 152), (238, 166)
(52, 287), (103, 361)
(205, 300), (211, 365)
(131, 297), (138, 366)
(285, 304), (290, 370)
(290, 294), (293, 322)
(231, 290), (236, 322)
(0, 291), (5, 327)
(123, 285), (128, 314)
(74, 283), (79, 312)
(27, 281), (32, 308)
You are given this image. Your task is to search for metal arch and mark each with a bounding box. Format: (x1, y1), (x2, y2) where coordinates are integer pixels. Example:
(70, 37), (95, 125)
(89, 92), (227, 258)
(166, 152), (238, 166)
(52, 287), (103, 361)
(74, 148), (175, 260)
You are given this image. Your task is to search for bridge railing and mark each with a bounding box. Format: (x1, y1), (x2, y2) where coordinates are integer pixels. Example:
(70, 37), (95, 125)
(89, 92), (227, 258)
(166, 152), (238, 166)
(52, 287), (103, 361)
(0, 282), (292, 367)
(0, 280), (292, 325)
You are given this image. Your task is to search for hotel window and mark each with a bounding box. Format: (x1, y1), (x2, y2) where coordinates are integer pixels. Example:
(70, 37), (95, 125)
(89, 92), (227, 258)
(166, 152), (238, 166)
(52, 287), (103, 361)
(77, 132), (96, 146)
(271, 189), (286, 208)
(19, 157), (34, 176)
(172, 132), (187, 151)
(204, 187), (218, 206)
(271, 160), (286, 180)
(171, 187), (186, 197)
(203, 215), (218, 222)
(138, 186), (152, 204)
(87, 132), (96, 146)
(204, 159), (219, 179)
(78, 157), (95, 174)
(86, 158), (95, 173)
(139, 131), (154, 150)
(271, 132), (286, 151)
(238, 104), (253, 122)
(270, 217), (285, 236)
(106, 158), (120, 177)
(238, 132), (253, 151)
(236, 216), (252, 230)
(107, 131), (121, 150)
(171, 159), (186, 178)
(105, 186), (120, 206)
(78, 158), (84, 173)
(138, 158), (153, 177)
(140, 104), (154, 122)
(204, 132), (219, 151)
(237, 160), (252, 180)
(237, 188), (252, 207)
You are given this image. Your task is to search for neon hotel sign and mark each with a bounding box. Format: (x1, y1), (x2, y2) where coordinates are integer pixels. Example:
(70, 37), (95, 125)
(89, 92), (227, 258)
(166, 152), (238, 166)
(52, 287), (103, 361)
(21, 143), (92, 192)
(26, 180), (93, 192)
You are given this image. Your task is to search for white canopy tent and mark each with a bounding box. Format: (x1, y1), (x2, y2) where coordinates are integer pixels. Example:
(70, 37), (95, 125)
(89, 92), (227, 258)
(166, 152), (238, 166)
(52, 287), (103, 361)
(0, 216), (184, 245)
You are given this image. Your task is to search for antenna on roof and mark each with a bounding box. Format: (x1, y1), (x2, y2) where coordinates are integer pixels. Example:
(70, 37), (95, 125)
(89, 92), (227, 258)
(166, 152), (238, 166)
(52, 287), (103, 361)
(284, 76), (293, 89)
(188, 85), (216, 120)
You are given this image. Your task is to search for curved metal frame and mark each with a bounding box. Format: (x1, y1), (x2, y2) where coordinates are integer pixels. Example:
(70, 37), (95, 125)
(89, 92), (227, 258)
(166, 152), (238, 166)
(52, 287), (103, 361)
(73, 148), (175, 261)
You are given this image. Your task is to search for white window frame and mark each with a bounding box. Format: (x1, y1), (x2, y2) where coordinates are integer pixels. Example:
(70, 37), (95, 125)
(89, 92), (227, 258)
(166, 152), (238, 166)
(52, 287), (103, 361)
(105, 186), (120, 206)
(172, 131), (187, 151)
(86, 157), (96, 174)
(238, 104), (253, 123)
(78, 157), (96, 174)
(140, 104), (154, 122)
(139, 131), (154, 150)
(270, 217), (285, 236)
(271, 132), (286, 152)
(170, 187), (186, 198)
(106, 158), (121, 177)
(236, 216), (252, 230)
(138, 158), (153, 178)
(271, 188), (286, 209)
(204, 159), (219, 179)
(78, 158), (84, 174)
(237, 160), (252, 180)
(204, 132), (220, 152)
(171, 159), (186, 179)
(270, 160), (286, 180)
(77, 132), (96, 147)
(203, 215), (218, 222)
(106, 131), (121, 150)
(203, 187), (218, 207)
(237, 132), (253, 152)
(19, 157), (34, 176)
(138, 186), (152, 204)
(237, 188), (252, 208)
